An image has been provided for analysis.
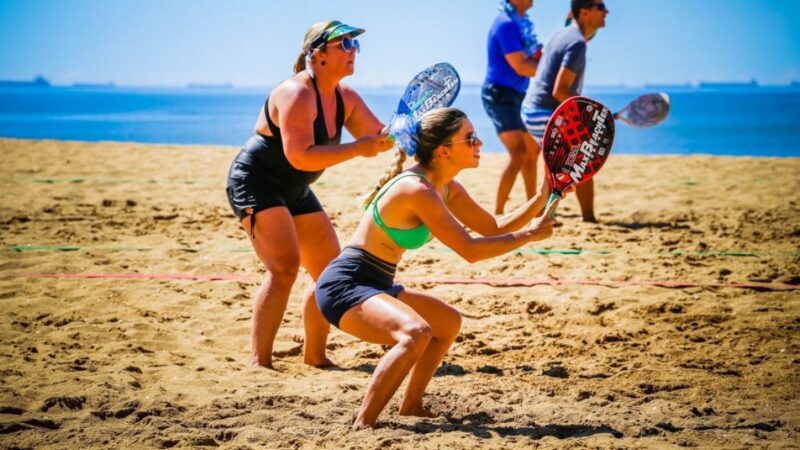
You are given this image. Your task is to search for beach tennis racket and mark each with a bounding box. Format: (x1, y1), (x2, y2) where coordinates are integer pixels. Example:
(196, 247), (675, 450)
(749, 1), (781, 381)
(389, 62), (461, 155)
(614, 92), (670, 128)
(542, 96), (615, 216)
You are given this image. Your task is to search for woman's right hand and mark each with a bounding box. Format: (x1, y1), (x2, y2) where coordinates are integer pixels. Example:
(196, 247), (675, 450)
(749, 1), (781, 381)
(526, 214), (556, 242)
(356, 130), (394, 158)
(527, 197), (559, 241)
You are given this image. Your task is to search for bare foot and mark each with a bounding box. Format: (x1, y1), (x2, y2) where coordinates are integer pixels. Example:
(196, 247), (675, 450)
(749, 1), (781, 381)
(303, 354), (337, 368)
(398, 404), (437, 418)
(250, 361), (275, 370)
(351, 419), (378, 430)
(582, 215), (598, 223)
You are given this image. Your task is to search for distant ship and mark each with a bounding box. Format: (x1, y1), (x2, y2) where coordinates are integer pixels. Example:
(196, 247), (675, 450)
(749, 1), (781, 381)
(698, 79), (758, 89)
(187, 82), (234, 89)
(72, 82), (116, 88)
(0, 76), (50, 87)
(644, 83), (693, 90)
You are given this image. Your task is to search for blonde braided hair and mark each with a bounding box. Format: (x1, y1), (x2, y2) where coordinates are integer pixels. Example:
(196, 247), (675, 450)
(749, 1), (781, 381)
(360, 107), (467, 208)
(360, 148), (406, 207)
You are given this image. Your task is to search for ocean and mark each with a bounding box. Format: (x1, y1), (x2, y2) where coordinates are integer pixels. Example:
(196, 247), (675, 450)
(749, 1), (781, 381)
(1, 84), (798, 157)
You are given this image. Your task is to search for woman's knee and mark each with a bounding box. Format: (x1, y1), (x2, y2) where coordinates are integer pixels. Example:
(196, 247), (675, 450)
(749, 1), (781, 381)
(265, 258), (301, 288)
(399, 321), (433, 351)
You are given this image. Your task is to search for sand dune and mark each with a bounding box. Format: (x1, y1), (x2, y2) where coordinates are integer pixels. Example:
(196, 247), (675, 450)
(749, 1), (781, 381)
(1, 138), (798, 449)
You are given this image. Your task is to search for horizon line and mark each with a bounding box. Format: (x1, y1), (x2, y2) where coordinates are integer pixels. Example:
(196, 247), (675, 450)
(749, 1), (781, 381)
(1, 77), (798, 90)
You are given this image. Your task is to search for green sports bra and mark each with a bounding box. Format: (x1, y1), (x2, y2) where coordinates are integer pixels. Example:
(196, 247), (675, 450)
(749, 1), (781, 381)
(371, 172), (447, 250)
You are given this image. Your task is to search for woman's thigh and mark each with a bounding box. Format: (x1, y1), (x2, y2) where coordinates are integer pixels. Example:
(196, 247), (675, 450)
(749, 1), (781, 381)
(293, 211), (341, 280)
(396, 289), (461, 339)
(242, 206), (300, 271)
(338, 293), (429, 346)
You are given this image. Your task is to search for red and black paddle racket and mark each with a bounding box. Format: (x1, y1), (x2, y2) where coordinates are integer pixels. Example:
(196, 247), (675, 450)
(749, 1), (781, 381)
(542, 96), (615, 216)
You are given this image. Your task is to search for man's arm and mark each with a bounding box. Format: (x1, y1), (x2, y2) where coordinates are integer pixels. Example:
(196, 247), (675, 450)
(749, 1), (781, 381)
(551, 65), (578, 103)
(504, 51), (537, 77)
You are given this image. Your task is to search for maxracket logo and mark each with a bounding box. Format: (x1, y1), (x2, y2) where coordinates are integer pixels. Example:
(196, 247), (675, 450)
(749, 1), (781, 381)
(568, 107), (609, 183)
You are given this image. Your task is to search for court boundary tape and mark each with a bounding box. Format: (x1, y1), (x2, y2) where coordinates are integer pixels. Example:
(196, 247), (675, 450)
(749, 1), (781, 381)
(11, 272), (798, 291)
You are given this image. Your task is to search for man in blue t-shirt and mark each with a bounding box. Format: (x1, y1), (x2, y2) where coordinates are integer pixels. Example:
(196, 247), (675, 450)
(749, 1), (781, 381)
(522, 0), (609, 222)
(482, 0), (541, 215)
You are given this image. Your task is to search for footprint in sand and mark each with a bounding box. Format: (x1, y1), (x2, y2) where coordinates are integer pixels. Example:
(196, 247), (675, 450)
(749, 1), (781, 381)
(41, 396), (86, 412)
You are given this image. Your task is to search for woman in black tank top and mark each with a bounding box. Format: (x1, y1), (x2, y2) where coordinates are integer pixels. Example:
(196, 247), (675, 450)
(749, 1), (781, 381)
(225, 20), (393, 370)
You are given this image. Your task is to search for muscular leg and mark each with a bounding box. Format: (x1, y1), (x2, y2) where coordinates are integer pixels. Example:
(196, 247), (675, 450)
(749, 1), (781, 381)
(243, 207), (301, 369)
(294, 211), (341, 367)
(338, 294), (432, 428)
(495, 130), (532, 215)
(520, 131), (540, 199)
(576, 178), (596, 222)
(395, 290), (462, 417)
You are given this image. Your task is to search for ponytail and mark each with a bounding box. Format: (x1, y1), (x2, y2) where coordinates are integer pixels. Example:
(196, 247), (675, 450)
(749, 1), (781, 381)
(294, 21), (336, 74)
(360, 148), (406, 208)
(293, 52), (307, 74)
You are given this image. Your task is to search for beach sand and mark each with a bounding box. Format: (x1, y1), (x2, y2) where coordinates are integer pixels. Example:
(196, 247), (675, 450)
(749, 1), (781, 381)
(1, 137), (798, 449)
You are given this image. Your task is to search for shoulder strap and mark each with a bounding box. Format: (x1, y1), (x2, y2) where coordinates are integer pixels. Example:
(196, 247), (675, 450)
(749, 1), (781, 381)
(334, 87), (344, 136)
(371, 173), (426, 229)
(310, 75), (325, 118)
(264, 95), (280, 135)
(373, 173), (427, 207)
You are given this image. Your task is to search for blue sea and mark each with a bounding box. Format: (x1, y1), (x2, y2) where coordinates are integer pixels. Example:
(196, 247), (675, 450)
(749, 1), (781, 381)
(1, 84), (799, 157)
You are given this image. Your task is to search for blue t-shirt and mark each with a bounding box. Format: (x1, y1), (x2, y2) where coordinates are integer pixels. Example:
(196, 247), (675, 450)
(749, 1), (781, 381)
(485, 12), (529, 94)
(523, 24), (586, 111)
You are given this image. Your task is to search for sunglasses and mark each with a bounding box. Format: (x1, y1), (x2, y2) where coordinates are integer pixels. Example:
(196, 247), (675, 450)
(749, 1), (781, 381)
(331, 36), (360, 53)
(445, 134), (479, 148)
(590, 2), (607, 11)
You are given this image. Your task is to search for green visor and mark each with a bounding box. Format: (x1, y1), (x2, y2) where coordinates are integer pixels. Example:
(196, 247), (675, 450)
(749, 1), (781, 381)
(325, 21), (365, 41)
(309, 21), (365, 52)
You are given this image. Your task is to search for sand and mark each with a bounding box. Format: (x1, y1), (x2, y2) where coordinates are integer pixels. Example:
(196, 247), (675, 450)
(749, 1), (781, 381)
(0, 137), (798, 449)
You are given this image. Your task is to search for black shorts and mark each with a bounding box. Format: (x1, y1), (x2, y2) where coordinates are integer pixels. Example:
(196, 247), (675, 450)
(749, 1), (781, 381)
(226, 134), (322, 220)
(481, 82), (526, 134)
(315, 246), (405, 328)
(225, 152), (323, 221)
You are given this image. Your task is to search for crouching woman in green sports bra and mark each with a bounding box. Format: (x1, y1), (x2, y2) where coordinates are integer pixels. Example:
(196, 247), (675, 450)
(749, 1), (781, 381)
(315, 107), (563, 428)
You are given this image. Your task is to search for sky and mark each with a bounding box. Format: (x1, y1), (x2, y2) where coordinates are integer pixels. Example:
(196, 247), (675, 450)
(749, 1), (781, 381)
(1, 0), (799, 88)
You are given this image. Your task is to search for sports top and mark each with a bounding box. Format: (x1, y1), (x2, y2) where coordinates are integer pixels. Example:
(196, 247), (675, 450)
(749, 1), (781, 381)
(243, 74), (344, 186)
(370, 172), (448, 250)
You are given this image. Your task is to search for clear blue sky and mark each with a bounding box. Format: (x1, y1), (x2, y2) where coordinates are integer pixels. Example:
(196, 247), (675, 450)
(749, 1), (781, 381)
(1, 0), (798, 88)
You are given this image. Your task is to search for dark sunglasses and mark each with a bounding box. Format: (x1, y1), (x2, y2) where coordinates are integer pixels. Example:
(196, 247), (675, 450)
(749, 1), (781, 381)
(445, 134), (479, 148)
(331, 36), (360, 53)
(591, 2), (607, 11)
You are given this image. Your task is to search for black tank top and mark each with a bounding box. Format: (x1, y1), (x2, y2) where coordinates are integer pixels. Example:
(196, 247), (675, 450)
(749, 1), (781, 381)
(246, 75), (345, 186)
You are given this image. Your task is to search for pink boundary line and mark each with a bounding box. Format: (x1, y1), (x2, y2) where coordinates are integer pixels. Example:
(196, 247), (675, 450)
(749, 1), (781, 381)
(13, 273), (799, 291)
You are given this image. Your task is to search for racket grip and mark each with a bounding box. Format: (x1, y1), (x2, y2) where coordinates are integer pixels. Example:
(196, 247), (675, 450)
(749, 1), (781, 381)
(544, 192), (560, 218)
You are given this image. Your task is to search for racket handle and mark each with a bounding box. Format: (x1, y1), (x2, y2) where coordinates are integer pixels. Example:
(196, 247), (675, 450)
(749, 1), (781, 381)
(544, 192), (561, 218)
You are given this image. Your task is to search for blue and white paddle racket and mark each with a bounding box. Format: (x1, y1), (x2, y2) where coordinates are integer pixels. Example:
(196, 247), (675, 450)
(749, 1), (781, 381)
(614, 92), (670, 128)
(389, 62), (460, 155)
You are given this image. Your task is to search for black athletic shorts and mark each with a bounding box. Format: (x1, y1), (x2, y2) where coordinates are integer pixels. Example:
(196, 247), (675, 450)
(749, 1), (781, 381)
(225, 137), (323, 222)
(315, 246), (405, 328)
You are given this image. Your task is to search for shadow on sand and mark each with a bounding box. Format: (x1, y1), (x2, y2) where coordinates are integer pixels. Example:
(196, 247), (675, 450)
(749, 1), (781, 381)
(393, 415), (624, 440)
